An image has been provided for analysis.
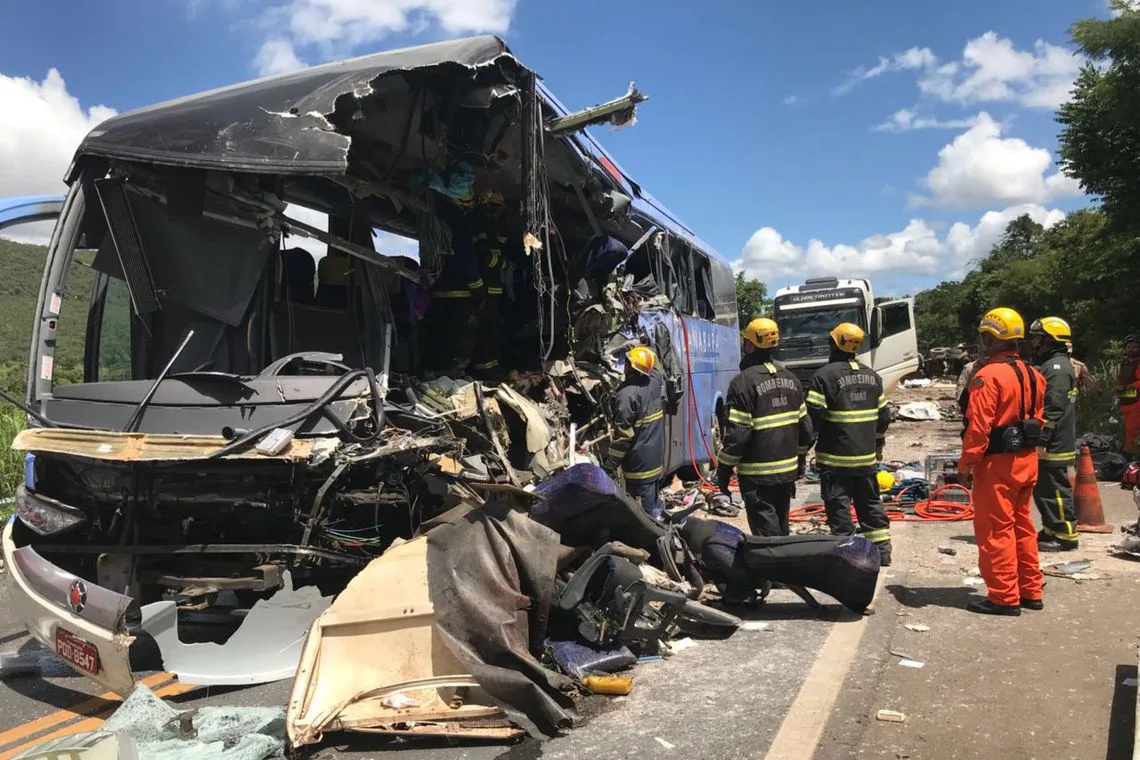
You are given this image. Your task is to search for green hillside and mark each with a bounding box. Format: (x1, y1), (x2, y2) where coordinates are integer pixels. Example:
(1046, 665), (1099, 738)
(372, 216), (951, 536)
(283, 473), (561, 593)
(0, 236), (94, 395)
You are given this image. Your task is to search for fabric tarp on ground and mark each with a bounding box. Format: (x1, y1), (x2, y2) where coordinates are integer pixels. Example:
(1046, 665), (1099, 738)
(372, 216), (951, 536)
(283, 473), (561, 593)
(426, 502), (577, 738)
(680, 518), (881, 613)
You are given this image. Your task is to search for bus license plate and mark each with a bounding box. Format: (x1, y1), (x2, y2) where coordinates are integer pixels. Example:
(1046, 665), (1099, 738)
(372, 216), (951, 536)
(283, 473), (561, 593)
(54, 628), (101, 675)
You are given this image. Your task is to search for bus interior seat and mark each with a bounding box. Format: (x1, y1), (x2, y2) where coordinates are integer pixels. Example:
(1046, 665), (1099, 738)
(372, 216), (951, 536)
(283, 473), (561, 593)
(282, 247), (316, 305)
(315, 251), (350, 308)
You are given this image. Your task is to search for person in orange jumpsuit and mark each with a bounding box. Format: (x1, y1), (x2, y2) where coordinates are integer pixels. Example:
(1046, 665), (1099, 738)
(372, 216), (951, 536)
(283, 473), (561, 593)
(1117, 336), (1140, 455)
(958, 307), (1046, 616)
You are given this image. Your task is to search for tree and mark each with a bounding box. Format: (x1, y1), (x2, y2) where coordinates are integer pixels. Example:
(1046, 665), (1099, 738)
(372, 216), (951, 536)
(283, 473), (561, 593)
(734, 272), (769, 326)
(1057, 1), (1140, 231)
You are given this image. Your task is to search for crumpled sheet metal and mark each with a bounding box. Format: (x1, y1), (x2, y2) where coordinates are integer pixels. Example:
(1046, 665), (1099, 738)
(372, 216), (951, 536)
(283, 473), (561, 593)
(139, 571), (333, 687)
(286, 536), (520, 747)
(11, 428), (316, 462)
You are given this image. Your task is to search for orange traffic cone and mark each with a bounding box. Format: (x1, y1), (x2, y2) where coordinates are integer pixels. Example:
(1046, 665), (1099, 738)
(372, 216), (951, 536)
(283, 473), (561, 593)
(1074, 445), (1113, 534)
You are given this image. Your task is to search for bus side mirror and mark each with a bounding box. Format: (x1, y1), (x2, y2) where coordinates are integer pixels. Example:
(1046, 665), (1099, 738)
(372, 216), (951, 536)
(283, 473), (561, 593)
(869, 306), (883, 349)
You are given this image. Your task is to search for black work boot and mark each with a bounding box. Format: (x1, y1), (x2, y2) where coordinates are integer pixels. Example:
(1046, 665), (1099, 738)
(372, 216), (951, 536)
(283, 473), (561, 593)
(1036, 530), (1078, 553)
(877, 541), (893, 568)
(966, 598), (1021, 616)
(1020, 597), (1044, 611)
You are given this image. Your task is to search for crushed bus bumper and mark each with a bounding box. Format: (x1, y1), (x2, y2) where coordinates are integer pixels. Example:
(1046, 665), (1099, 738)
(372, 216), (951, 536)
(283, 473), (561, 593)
(2, 515), (137, 695)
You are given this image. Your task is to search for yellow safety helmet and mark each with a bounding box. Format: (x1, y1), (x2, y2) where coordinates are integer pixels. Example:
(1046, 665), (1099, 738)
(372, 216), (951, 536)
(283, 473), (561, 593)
(876, 470), (896, 493)
(978, 307), (1025, 342)
(626, 346), (657, 376)
(742, 317), (780, 350)
(829, 322), (865, 354)
(1028, 316), (1071, 343)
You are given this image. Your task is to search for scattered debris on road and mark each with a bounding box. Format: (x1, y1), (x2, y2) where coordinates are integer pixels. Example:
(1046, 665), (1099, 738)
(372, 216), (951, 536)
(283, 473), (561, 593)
(1042, 559), (1104, 581)
(876, 709), (907, 723)
(0, 653), (41, 679)
(937, 546), (958, 556)
(904, 623), (931, 633)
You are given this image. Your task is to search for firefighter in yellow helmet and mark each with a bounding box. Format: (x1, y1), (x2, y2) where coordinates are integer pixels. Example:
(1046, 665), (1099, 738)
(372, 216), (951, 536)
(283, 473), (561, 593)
(1027, 317), (1079, 551)
(606, 345), (667, 518)
(804, 323), (894, 566)
(716, 318), (813, 536)
(959, 307), (1045, 615)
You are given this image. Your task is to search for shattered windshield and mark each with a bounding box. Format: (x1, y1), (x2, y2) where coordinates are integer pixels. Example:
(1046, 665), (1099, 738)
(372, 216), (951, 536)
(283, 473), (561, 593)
(774, 304), (863, 361)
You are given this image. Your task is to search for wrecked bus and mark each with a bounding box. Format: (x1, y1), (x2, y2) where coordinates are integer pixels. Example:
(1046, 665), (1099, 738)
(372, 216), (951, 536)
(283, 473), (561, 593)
(0, 36), (739, 695)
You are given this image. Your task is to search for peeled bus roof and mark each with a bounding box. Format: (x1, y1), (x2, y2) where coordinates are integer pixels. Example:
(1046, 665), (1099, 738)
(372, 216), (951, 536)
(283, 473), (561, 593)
(70, 35), (727, 266)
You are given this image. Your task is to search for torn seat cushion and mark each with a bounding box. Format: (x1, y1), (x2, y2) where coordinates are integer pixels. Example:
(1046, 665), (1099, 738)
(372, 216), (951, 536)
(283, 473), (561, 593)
(530, 464), (665, 551)
(426, 503), (577, 738)
(680, 518), (881, 613)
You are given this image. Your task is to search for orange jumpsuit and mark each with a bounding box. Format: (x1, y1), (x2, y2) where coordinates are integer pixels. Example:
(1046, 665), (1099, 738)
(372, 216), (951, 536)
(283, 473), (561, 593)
(1120, 362), (1140, 455)
(961, 350), (1045, 606)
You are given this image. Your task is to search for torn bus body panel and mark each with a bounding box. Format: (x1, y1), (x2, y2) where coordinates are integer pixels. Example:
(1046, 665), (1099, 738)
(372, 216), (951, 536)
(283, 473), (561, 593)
(139, 571), (333, 687)
(286, 536), (522, 746)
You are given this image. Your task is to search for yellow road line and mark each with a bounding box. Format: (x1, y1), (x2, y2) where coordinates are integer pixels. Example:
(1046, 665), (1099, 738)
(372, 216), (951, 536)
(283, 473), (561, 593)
(0, 671), (174, 750)
(0, 680), (199, 760)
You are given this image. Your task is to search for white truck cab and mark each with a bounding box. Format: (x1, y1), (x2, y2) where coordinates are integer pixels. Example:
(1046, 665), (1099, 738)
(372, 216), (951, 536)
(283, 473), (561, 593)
(772, 277), (919, 394)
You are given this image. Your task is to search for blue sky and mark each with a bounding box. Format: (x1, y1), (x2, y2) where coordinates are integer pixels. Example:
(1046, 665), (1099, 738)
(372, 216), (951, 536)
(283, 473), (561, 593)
(0, 0), (1115, 295)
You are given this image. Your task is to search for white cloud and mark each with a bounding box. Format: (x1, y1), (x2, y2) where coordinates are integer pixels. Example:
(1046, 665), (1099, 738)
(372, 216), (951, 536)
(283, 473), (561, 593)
(255, 38), (308, 76)
(735, 203), (1066, 283)
(782, 95), (798, 105)
(253, 0), (518, 76)
(0, 68), (115, 244)
(1108, 0), (1140, 17)
(844, 32), (1081, 111)
(0, 69), (115, 198)
(835, 46), (936, 95)
(914, 112), (1082, 208)
(872, 109), (976, 132)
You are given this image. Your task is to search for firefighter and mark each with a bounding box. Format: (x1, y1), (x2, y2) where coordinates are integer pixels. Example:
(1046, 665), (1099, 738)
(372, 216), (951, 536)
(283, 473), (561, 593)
(958, 307), (1045, 616)
(715, 318), (813, 537)
(606, 346), (667, 519)
(1117, 336), (1140, 455)
(422, 207), (484, 375)
(805, 323), (894, 566)
(1028, 317), (1080, 552)
(470, 190), (512, 380)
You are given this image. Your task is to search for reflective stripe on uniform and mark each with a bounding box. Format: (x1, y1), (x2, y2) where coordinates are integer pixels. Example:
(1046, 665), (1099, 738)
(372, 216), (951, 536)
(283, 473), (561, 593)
(635, 409), (665, 427)
(435, 289), (472, 298)
(718, 451), (742, 466)
(824, 409), (879, 423)
(487, 286), (504, 295)
(727, 408), (751, 425)
(623, 465), (664, 481)
(1039, 450), (1076, 463)
(816, 451), (878, 468)
(806, 390), (828, 408)
(737, 457), (798, 476)
(877, 394), (888, 409)
(474, 360), (499, 370)
(751, 410), (801, 430)
(862, 527), (891, 543)
(468, 278), (485, 289)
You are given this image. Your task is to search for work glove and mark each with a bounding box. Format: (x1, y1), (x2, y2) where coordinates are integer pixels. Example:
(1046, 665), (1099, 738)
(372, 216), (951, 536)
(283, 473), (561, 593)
(715, 464), (733, 497)
(875, 441), (885, 463)
(797, 454), (807, 479)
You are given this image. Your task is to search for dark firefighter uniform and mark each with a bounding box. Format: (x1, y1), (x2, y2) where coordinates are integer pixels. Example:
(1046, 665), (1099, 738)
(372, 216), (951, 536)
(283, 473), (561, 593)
(607, 347), (667, 518)
(806, 325), (893, 564)
(719, 353), (813, 536)
(960, 307), (1045, 613)
(470, 228), (508, 375)
(1029, 318), (1079, 550)
(423, 210), (484, 374)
